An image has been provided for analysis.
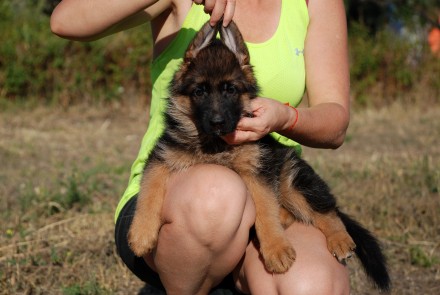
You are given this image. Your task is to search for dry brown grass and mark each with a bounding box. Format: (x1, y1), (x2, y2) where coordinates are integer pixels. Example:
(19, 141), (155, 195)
(0, 102), (439, 294)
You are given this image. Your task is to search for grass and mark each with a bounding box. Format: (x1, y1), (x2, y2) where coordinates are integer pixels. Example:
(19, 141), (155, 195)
(0, 103), (439, 294)
(1, 1), (439, 294)
(0, 105), (147, 294)
(303, 104), (440, 293)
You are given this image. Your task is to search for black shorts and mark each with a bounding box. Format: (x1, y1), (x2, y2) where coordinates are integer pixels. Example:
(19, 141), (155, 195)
(114, 195), (243, 293)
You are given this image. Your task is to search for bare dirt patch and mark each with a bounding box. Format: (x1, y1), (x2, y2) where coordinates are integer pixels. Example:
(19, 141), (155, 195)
(0, 103), (439, 294)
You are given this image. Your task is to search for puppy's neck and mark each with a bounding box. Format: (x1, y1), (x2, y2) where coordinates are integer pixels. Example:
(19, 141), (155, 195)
(199, 134), (230, 154)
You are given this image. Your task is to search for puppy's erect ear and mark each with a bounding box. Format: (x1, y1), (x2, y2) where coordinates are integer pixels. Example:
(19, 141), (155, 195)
(185, 21), (218, 61)
(220, 21), (250, 66)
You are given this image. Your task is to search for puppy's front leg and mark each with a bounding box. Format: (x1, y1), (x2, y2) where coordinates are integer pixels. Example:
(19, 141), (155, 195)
(241, 174), (296, 273)
(313, 211), (356, 262)
(128, 163), (170, 257)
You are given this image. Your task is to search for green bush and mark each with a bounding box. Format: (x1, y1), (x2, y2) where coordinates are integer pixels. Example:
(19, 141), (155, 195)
(348, 22), (439, 107)
(0, 0), (438, 108)
(0, 0), (153, 107)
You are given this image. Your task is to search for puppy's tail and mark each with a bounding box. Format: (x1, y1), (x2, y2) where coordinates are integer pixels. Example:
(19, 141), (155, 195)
(337, 210), (391, 292)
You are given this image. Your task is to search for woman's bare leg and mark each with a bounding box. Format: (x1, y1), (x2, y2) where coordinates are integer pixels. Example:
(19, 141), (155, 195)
(144, 164), (256, 295)
(236, 222), (350, 295)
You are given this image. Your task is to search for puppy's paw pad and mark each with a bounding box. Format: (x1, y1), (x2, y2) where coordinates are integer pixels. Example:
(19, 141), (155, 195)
(261, 238), (296, 273)
(327, 231), (356, 262)
(127, 220), (160, 257)
(128, 230), (158, 257)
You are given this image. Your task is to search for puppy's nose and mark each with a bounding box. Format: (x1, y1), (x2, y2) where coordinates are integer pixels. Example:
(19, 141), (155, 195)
(210, 115), (225, 127)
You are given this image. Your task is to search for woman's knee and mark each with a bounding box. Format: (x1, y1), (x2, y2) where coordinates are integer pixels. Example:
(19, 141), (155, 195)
(162, 164), (255, 248)
(286, 263), (349, 295)
(239, 223), (349, 295)
(281, 224), (350, 295)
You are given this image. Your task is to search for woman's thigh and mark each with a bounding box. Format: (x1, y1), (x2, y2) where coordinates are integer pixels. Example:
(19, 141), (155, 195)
(115, 164), (256, 292)
(235, 222), (350, 295)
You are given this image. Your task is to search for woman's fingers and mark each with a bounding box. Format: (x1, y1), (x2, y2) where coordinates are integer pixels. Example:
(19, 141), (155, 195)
(219, 0), (236, 26)
(208, 0), (226, 26)
(194, 0), (236, 27)
(222, 118), (268, 145)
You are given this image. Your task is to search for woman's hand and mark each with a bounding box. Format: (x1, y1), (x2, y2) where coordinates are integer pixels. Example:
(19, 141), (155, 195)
(193, 0), (236, 27)
(222, 97), (296, 145)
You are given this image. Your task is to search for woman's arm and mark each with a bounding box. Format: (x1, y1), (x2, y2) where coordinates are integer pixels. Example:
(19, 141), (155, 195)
(286, 0), (350, 148)
(50, 0), (172, 41)
(223, 0), (350, 149)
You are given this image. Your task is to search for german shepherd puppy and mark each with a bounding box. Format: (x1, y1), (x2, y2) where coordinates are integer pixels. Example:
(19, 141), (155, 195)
(128, 21), (390, 291)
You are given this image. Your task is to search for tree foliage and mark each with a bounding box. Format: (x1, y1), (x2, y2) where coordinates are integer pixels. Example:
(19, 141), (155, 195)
(344, 0), (440, 34)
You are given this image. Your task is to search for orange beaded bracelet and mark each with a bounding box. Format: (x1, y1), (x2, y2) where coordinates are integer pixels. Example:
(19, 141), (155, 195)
(284, 102), (299, 131)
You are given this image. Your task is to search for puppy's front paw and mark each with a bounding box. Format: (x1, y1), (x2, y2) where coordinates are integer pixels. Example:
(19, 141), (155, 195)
(326, 231), (356, 262)
(260, 237), (296, 273)
(127, 217), (161, 257)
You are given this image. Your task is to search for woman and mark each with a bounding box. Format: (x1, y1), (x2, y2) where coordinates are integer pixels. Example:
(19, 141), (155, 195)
(51, 0), (351, 294)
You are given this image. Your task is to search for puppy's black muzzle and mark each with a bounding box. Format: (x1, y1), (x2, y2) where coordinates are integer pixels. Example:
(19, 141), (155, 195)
(209, 114), (227, 135)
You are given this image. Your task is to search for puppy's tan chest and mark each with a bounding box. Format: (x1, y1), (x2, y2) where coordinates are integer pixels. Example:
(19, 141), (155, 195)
(162, 144), (262, 173)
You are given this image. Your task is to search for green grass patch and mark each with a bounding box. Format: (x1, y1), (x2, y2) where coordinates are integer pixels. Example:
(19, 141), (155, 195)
(410, 246), (439, 268)
(63, 279), (111, 295)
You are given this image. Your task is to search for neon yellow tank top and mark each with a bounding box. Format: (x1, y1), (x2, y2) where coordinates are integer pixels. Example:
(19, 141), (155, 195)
(115, 0), (309, 221)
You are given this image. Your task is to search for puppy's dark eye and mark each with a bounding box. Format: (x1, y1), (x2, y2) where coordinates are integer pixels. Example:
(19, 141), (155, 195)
(223, 83), (236, 95)
(193, 86), (205, 98)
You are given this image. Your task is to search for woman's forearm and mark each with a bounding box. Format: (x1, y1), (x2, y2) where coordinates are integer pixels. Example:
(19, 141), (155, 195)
(50, 0), (170, 41)
(279, 102), (350, 149)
